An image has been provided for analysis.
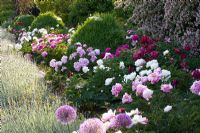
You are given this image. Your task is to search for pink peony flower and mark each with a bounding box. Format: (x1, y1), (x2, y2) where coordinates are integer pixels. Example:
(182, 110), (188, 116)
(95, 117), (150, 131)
(90, 56), (97, 62)
(61, 55), (68, 64)
(101, 109), (115, 122)
(41, 51), (48, 58)
(74, 62), (82, 72)
(131, 34), (139, 41)
(111, 83), (123, 97)
(148, 72), (161, 84)
(140, 76), (148, 84)
(103, 52), (114, 59)
(77, 47), (86, 57)
(136, 84), (148, 96)
(50, 43), (56, 49)
(79, 58), (89, 67)
(142, 89), (153, 101)
(190, 80), (200, 96)
(132, 80), (142, 91)
(122, 93), (133, 104)
(161, 84), (173, 93)
(49, 59), (56, 68)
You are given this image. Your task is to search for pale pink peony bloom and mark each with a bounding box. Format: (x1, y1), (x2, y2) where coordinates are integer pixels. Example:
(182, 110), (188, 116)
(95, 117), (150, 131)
(132, 115), (148, 125)
(111, 83), (123, 97)
(190, 80), (200, 96)
(61, 56), (68, 64)
(41, 51), (48, 57)
(122, 93), (133, 104)
(161, 84), (173, 93)
(132, 80), (142, 91)
(101, 109), (116, 122)
(142, 89), (153, 101)
(140, 76), (148, 84)
(136, 84), (148, 96)
(148, 72), (161, 84)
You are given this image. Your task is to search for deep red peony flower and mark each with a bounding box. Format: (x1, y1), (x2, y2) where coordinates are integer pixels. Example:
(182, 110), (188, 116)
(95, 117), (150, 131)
(150, 51), (159, 59)
(174, 48), (181, 54)
(180, 53), (187, 59)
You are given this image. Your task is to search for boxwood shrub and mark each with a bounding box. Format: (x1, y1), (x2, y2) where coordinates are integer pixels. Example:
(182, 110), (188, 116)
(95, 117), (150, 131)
(71, 13), (126, 50)
(31, 12), (64, 30)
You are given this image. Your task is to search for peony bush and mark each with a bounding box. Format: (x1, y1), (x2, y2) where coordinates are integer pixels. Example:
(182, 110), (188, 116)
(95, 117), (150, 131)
(6, 9), (200, 132)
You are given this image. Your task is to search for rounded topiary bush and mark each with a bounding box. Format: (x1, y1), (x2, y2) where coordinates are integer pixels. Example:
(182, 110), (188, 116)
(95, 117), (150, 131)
(71, 13), (126, 50)
(31, 12), (64, 30)
(12, 15), (35, 30)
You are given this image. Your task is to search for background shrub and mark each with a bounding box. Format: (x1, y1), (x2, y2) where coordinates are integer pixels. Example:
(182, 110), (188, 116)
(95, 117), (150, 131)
(71, 13), (126, 50)
(12, 15), (35, 30)
(31, 12), (64, 30)
(126, 0), (200, 56)
(0, 0), (15, 25)
(34, 0), (72, 24)
(67, 0), (114, 27)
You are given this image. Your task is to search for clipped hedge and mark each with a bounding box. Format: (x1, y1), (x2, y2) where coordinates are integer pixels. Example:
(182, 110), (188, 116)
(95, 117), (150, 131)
(30, 12), (64, 30)
(71, 13), (125, 50)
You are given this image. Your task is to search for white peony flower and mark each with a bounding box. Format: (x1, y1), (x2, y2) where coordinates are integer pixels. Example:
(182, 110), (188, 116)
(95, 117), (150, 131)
(124, 72), (136, 83)
(161, 69), (171, 81)
(136, 66), (143, 72)
(93, 66), (98, 72)
(163, 50), (169, 56)
(164, 105), (172, 112)
(146, 60), (159, 70)
(139, 70), (148, 76)
(119, 61), (125, 69)
(105, 77), (115, 86)
(82, 66), (89, 73)
(97, 59), (103, 66)
(132, 115), (148, 125)
(126, 108), (140, 116)
(135, 58), (146, 67)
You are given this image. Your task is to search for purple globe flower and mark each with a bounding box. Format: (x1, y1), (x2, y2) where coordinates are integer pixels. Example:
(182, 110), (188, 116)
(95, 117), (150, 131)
(79, 118), (105, 133)
(55, 105), (77, 125)
(110, 113), (133, 129)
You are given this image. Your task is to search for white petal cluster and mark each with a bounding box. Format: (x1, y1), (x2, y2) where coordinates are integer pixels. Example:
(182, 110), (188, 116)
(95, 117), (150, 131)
(146, 60), (159, 70)
(135, 58), (146, 67)
(124, 72), (136, 83)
